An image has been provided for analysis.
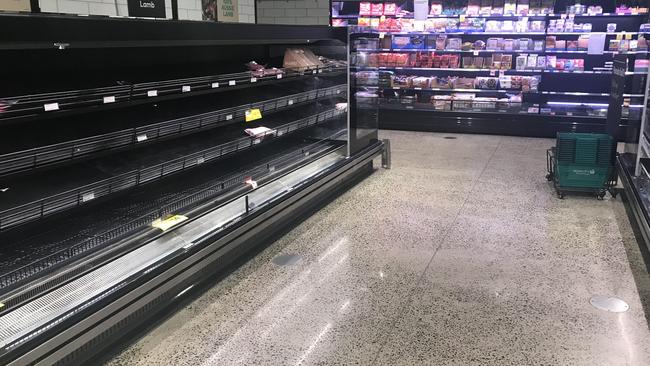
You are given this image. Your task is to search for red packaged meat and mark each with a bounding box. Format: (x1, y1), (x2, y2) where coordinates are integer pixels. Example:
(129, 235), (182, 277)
(371, 3), (384, 16)
(384, 3), (397, 15)
(359, 2), (371, 15)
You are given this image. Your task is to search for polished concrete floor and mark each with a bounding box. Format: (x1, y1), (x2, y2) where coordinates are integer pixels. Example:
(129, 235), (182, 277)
(106, 131), (650, 366)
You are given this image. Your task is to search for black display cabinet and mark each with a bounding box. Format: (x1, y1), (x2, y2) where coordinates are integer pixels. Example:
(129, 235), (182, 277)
(336, 0), (649, 137)
(0, 14), (388, 365)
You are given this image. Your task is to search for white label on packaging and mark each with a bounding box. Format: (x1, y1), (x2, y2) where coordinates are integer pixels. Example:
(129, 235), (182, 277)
(147, 90), (158, 97)
(245, 179), (258, 189)
(288, 99), (294, 105)
(566, 112), (573, 116)
(528, 107), (539, 113)
(212, 82), (220, 88)
(229, 80), (236, 86)
(44, 103), (59, 111)
(414, 87), (422, 90)
(103, 96), (116, 104)
(226, 114), (233, 120)
(406, 106), (414, 109)
(137, 134), (148, 142)
(312, 70), (317, 74)
(197, 157), (205, 164)
(251, 77), (257, 83)
(277, 74), (283, 79)
(182, 85), (191, 93)
(81, 192), (95, 202)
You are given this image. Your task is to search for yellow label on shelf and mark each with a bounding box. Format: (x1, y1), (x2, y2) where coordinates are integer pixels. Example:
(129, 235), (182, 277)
(617, 34), (623, 40)
(0, 303), (5, 309)
(626, 33), (633, 40)
(152, 215), (188, 231)
(459, 15), (466, 22)
(245, 108), (262, 122)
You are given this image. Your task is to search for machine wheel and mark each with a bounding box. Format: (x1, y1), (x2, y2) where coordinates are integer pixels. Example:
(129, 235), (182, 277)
(557, 192), (565, 199)
(546, 173), (553, 182)
(597, 191), (606, 200)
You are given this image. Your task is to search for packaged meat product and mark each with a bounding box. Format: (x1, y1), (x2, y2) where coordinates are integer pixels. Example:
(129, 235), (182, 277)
(517, 0), (529, 15)
(516, 55), (527, 70)
(499, 75), (512, 89)
(440, 54), (451, 68)
(536, 56), (546, 69)
(486, 21), (501, 32)
(578, 35), (590, 50)
(430, 2), (443, 15)
(467, 0), (480, 16)
(534, 40), (544, 51)
(503, 39), (515, 51)
(411, 77), (431, 88)
(527, 54), (538, 69)
(504, 1), (516, 15)
(436, 35), (447, 50)
(447, 38), (462, 50)
(555, 40), (566, 50)
(481, 0), (493, 16)
(359, 2), (371, 16)
(449, 54), (460, 68)
(475, 77), (499, 89)
(357, 18), (371, 26)
(546, 56), (557, 69)
(371, 3), (383, 16)
(545, 36), (556, 50)
(384, 3), (397, 15)
(487, 38), (501, 50)
(501, 54), (513, 69)
(492, 0), (505, 15)
(567, 40), (578, 51)
(462, 42), (473, 51)
(283, 48), (323, 70)
(393, 75), (412, 88)
(462, 56), (474, 68)
(392, 35), (425, 50)
(454, 77), (476, 89)
(432, 95), (452, 110)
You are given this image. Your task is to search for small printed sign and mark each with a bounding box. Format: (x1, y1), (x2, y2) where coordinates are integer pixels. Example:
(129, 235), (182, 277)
(152, 215), (188, 231)
(103, 96), (116, 104)
(147, 90), (158, 97)
(128, 0), (166, 18)
(245, 108), (262, 122)
(44, 103), (59, 111)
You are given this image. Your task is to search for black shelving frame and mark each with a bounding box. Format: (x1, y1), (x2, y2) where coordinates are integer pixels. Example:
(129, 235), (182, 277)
(0, 15), (389, 366)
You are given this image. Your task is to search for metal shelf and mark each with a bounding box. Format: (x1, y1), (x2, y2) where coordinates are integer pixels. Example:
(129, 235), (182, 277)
(0, 65), (347, 123)
(0, 85), (346, 177)
(0, 107), (346, 232)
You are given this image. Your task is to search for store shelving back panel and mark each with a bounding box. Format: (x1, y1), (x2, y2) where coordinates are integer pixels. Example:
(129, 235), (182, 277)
(341, 0), (649, 136)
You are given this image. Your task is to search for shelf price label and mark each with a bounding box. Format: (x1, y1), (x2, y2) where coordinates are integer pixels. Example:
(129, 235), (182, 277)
(288, 99), (294, 105)
(147, 90), (158, 97)
(229, 80), (236, 86)
(211, 82), (220, 88)
(245, 108), (262, 122)
(251, 77), (257, 83)
(182, 85), (191, 93)
(152, 215), (188, 232)
(137, 134), (148, 142)
(103, 96), (116, 104)
(277, 74), (283, 79)
(81, 192), (95, 202)
(226, 114), (233, 120)
(44, 102), (59, 111)
(197, 157), (205, 164)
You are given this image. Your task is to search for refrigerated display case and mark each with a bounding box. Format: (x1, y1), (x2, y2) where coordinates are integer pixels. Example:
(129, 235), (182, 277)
(339, 0), (649, 137)
(0, 14), (388, 365)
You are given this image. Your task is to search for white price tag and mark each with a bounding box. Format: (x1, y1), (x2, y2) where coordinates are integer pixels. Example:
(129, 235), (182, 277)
(103, 96), (116, 104)
(245, 179), (258, 189)
(527, 107), (539, 113)
(136, 134), (148, 142)
(197, 157), (205, 164)
(147, 90), (158, 97)
(250, 77), (257, 83)
(312, 70), (317, 74)
(319, 69), (324, 73)
(229, 80), (236, 86)
(473, 50), (480, 56)
(490, 70), (496, 76)
(566, 112), (573, 116)
(277, 74), (283, 79)
(211, 82), (219, 88)
(226, 114), (233, 120)
(44, 102), (59, 111)
(269, 165), (275, 172)
(182, 85), (191, 93)
(288, 99), (294, 105)
(414, 87), (422, 90)
(81, 192), (95, 202)
(379, 32), (386, 39)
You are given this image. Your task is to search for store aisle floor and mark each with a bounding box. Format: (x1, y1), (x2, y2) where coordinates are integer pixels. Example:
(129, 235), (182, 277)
(106, 131), (650, 366)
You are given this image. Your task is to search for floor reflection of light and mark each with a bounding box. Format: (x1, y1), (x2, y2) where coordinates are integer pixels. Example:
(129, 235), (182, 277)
(294, 322), (332, 366)
(618, 314), (636, 364)
(201, 237), (349, 365)
(339, 300), (351, 312)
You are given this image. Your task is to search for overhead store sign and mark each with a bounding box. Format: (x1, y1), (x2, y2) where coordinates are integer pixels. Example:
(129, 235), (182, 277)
(217, 0), (239, 22)
(128, 0), (166, 18)
(0, 0), (30, 12)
